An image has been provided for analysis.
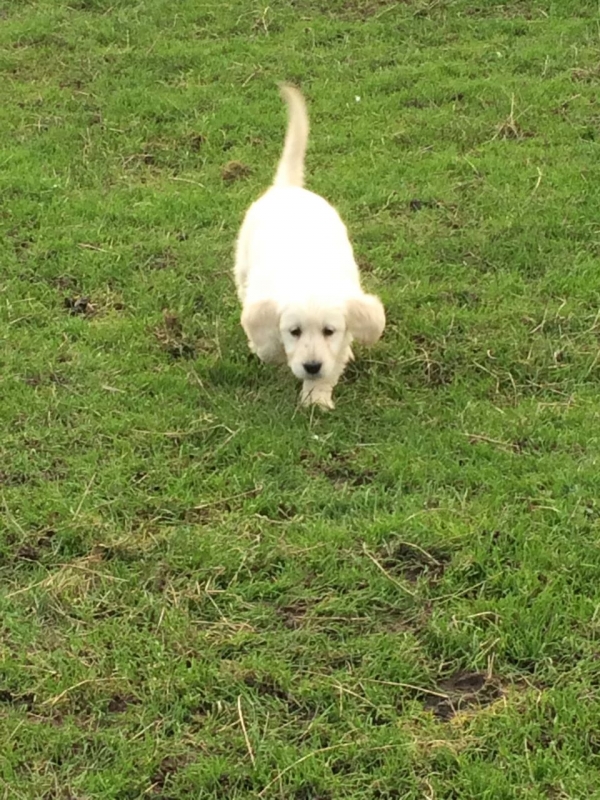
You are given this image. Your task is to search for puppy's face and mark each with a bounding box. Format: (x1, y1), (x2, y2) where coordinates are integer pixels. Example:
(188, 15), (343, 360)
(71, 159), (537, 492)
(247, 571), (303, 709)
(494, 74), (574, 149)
(243, 294), (385, 382)
(279, 304), (348, 381)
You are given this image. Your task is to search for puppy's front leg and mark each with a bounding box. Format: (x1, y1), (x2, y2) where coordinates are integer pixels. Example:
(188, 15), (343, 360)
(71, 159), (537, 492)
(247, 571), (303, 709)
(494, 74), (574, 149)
(301, 378), (336, 410)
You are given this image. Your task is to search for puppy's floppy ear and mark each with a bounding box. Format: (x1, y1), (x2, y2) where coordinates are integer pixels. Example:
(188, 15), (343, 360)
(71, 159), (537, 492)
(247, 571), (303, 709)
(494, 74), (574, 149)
(241, 300), (282, 362)
(345, 293), (386, 346)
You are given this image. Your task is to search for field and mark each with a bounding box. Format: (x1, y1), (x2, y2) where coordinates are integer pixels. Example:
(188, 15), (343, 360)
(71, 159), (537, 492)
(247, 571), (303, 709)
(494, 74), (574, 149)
(2, 0), (600, 797)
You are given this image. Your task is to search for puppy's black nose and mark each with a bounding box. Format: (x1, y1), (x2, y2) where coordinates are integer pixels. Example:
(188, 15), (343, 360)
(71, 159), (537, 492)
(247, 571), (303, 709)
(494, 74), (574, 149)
(303, 361), (322, 376)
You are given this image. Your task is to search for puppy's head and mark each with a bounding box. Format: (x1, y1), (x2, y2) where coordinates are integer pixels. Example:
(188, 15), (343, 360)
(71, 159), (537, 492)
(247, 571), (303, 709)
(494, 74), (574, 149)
(279, 303), (347, 381)
(278, 293), (385, 382)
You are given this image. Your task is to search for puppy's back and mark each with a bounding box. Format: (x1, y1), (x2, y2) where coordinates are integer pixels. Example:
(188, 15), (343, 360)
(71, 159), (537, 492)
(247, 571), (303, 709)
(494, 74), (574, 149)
(242, 186), (359, 302)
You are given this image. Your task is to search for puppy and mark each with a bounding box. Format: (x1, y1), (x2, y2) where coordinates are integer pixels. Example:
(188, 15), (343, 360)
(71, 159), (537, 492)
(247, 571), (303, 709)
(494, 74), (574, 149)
(234, 85), (385, 409)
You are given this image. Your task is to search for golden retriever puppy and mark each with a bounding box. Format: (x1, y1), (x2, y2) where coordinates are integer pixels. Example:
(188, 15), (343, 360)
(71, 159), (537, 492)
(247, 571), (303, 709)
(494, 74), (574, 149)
(234, 85), (385, 409)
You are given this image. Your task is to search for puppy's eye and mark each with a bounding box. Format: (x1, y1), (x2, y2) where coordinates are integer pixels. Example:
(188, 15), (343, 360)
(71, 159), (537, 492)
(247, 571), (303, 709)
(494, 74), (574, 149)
(290, 327), (302, 338)
(323, 327), (335, 337)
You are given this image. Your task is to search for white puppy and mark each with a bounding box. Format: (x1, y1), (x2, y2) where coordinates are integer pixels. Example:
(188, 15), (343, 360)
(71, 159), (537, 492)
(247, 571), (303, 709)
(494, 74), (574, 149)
(234, 85), (385, 409)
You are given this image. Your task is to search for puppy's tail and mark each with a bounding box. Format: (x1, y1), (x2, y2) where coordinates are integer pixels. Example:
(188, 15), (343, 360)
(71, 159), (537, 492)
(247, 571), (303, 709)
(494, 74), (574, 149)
(273, 84), (309, 188)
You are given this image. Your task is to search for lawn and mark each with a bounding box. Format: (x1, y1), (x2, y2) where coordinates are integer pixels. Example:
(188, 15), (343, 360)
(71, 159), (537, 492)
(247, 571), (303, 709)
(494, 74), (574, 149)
(2, 0), (600, 797)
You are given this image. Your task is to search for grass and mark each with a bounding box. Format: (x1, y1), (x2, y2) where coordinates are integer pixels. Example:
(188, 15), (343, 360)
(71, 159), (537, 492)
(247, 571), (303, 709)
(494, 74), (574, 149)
(2, 0), (600, 797)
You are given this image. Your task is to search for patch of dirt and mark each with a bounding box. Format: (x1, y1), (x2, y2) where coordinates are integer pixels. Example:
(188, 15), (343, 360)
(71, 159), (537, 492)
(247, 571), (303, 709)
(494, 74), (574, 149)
(276, 600), (310, 630)
(213, 774), (256, 799)
(572, 66), (600, 83)
(331, 758), (354, 775)
(424, 671), (503, 721)
(367, 708), (393, 727)
(244, 673), (289, 701)
(243, 672), (303, 713)
(276, 502), (301, 519)
(356, 255), (376, 274)
(467, 434), (540, 454)
(0, 689), (35, 710)
(495, 120), (534, 141)
(11, 529), (56, 564)
(325, 0), (408, 21)
(439, 289), (480, 308)
(408, 333), (453, 387)
(15, 544), (42, 562)
(327, 651), (363, 670)
(11, 234), (35, 259)
(59, 76), (85, 91)
(124, 151), (156, 167)
(0, 470), (28, 486)
(221, 160), (251, 183)
(300, 449), (376, 488)
(409, 198), (438, 212)
(39, 460), (69, 481)
(42, 790), (79, 800)
(107, 693), (140, 713)
(183, 485), (263, 524)
(38, 528), (57, 545)
(154, 311), (196, 360)
(461, 3), (541, 20)
(26, 709), (64, 730)
(94, 544), (140, 564)
(294, 786), (332, 800)
(143, 248), (178, 271)
(64, 296), (95, 316)
(150, 755), (191, 794)
(372, 789), (403, 799)
(493, 100), (535, 141)
(381, 540), (450, 582)
(146, 563), (170, 594)
(51, 274), (79, 291)
(24, 371), (69, 387)
(184, 698), (214, 728)
(377, 614), (414, 635)
(189, 133), (206, 150)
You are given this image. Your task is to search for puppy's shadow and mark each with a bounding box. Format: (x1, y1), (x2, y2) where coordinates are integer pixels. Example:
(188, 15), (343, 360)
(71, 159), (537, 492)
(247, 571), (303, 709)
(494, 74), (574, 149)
(341, 356), (370, 385)
(200, 350), (283, 393)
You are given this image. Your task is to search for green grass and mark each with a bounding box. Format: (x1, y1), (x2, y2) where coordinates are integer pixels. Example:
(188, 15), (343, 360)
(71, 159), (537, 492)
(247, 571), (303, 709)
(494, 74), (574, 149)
(2, 0), (600, 797)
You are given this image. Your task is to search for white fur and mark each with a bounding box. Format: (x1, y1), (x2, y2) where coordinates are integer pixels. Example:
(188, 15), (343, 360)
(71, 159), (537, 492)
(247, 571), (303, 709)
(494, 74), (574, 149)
(234, 85), (385, 410)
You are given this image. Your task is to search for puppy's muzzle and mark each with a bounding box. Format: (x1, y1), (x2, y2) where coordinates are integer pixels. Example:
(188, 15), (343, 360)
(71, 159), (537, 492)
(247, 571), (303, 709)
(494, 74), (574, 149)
(303, 361), (322, 377)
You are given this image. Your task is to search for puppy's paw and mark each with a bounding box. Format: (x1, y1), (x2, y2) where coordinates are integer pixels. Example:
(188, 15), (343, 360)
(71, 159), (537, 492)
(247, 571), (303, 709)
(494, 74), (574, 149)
(301, 386), (335, 410)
